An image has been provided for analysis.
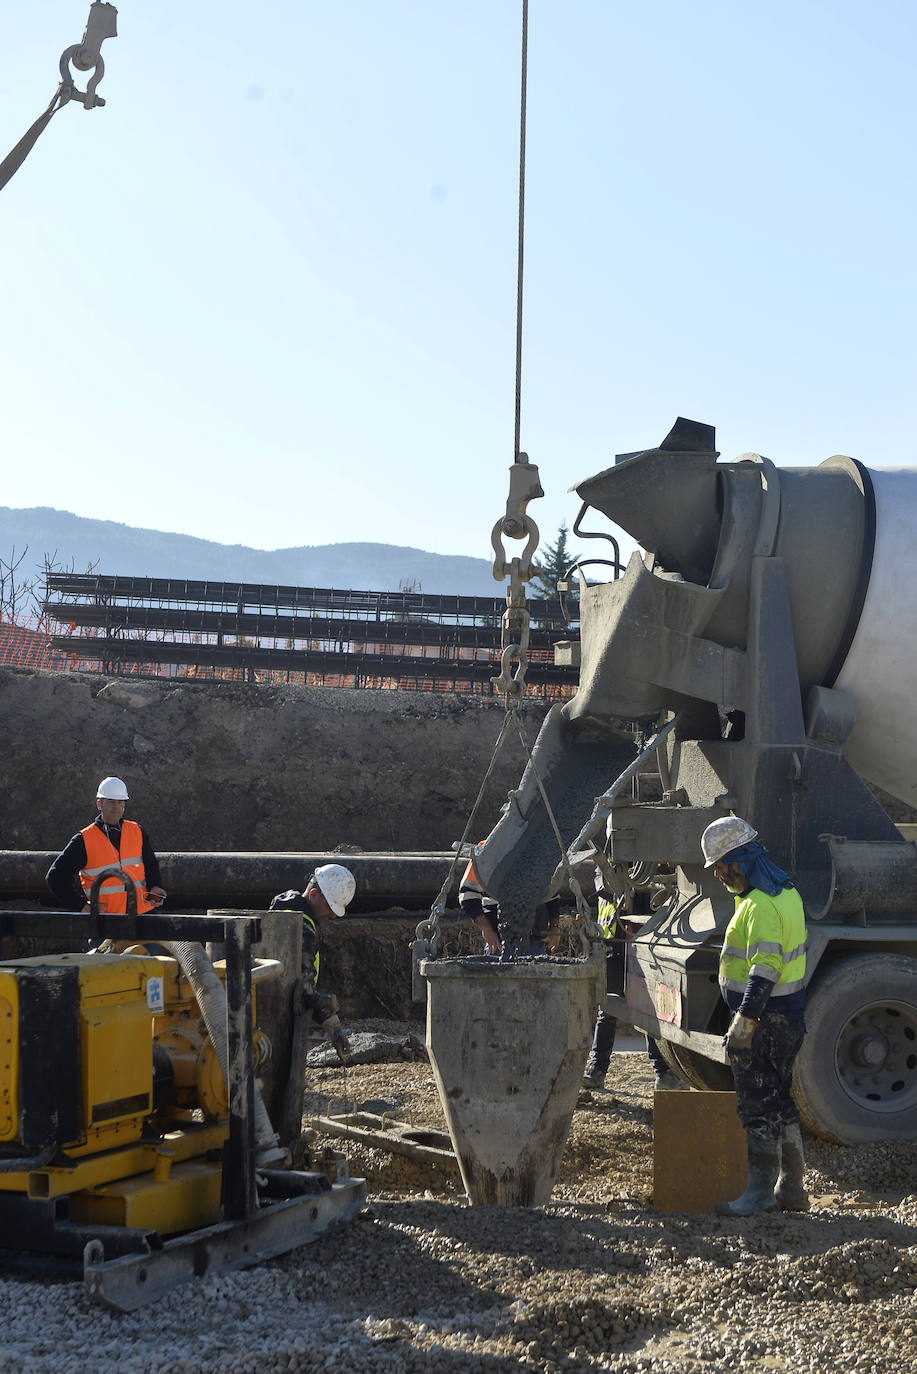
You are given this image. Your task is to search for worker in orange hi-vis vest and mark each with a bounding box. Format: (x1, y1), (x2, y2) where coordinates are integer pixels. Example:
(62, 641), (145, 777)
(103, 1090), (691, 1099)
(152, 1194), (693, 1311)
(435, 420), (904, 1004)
(45, 776), (167, 915)
(458, 852), (503, 953)
(458, 848), (562, 957)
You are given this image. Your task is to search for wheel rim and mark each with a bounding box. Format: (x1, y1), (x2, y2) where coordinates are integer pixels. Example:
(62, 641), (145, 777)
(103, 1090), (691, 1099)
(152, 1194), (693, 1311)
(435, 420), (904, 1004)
(835, 998), (917, 1114)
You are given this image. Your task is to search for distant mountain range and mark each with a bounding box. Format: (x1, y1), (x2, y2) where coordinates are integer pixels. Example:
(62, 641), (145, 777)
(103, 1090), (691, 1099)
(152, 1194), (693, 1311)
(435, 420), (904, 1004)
(0, 506), (503, 597)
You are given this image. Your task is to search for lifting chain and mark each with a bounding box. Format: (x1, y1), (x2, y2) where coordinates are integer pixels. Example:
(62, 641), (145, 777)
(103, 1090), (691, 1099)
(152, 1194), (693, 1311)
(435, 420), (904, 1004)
(490, 453), (543, 698)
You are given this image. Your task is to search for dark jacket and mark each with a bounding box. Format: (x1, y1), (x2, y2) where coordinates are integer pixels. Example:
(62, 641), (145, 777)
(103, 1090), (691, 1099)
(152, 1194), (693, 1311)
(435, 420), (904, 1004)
(270, 889), (320, 986)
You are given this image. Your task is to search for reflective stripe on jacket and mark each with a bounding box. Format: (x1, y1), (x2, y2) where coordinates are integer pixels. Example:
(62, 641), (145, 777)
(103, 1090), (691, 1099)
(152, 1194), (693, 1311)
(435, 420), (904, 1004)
(268, 890), (321, 985)
(303, 911), (320, 982)
(459, 857), (499, 923)
(718, 884), (807, 999)
(80, 819), (156, 914)
(459, 858), (487, 900)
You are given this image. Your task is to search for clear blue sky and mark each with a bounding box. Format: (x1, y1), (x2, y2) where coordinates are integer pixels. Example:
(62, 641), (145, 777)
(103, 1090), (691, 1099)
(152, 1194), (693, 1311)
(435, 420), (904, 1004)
(2, 1), (915, 572)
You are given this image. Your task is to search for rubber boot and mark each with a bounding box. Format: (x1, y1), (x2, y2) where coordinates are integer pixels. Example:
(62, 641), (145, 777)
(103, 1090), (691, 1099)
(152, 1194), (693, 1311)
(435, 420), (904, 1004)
(775, 1122), (810, 1212)
(584, 1011), (615, 1089)
(715, 1130), (779, 1216)
(653, 1068), (689, 1091)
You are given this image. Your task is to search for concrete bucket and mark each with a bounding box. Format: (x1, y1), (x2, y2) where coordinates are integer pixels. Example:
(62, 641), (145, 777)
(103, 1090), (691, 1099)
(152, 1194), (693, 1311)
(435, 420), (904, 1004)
(422, 956), (597, 1206)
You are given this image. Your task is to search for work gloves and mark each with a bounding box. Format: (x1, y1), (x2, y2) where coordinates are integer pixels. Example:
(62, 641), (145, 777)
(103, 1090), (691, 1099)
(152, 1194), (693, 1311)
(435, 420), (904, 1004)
(321, 1012), (352, 1064)
(311, 991), (338, 1021)
(724, 1013), (758, 1051)
(304, 990), (352, 1063)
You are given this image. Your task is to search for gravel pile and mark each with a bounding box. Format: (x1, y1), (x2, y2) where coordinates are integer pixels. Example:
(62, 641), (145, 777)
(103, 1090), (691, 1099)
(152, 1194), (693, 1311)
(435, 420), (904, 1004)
(2, 1024), (917, 1373)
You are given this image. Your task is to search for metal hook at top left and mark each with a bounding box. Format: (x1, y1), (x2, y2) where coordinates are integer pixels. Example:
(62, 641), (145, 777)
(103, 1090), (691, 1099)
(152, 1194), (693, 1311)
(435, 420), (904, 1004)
(58, 2), (118, 110)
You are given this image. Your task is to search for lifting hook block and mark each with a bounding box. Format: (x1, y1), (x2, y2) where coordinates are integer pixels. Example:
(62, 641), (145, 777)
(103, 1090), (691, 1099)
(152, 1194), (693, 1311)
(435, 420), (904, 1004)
(501, 453), (544, 535)
(490, 453), (543, 581)
(59, 2), (118, 110)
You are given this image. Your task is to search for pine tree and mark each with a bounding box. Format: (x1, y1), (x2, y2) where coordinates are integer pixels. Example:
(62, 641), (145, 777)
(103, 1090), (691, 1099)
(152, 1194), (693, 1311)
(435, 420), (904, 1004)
(530, 522), (573, 599)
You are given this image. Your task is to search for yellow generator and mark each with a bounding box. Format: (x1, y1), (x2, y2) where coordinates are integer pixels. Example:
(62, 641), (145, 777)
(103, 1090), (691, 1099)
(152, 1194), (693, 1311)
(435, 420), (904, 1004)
(0, 905), (365, 1311)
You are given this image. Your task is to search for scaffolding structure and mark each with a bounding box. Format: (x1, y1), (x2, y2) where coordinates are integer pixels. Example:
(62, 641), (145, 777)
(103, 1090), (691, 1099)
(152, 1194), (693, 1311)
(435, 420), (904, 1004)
(40, 574), (580, 696)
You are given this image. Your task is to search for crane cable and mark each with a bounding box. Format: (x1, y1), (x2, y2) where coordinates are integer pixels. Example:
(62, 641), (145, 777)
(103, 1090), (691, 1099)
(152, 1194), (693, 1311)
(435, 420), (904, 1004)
(513, 0), (528, 466)
(416, 3), (582, 974)
(490, 0), (544, 701)
(491, 4), (582, 926)
(414, 4), (543, 973)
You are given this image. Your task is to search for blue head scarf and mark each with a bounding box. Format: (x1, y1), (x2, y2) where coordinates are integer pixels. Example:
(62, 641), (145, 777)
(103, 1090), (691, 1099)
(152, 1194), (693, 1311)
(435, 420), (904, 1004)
(723, 839), (794, 897)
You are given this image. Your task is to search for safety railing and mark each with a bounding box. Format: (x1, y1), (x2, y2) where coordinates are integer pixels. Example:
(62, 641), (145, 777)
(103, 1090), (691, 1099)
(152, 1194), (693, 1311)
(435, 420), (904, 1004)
(4, 575), (581, 698)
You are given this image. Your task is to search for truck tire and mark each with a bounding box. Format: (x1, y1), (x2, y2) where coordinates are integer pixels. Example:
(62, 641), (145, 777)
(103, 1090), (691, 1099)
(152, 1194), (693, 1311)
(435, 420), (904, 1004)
(793, 953), (917, 1143)
(670, 1043), (733, 1092)
(656, 1038), (733, 1091)
(654, 1038), (684, 1079)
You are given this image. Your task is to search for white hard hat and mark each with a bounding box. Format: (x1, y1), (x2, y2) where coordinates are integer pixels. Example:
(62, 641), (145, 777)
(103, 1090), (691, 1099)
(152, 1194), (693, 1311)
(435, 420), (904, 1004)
(97, 776), (129, 800)
(701, 816), (757, 868)
(314, 863), (356, 917)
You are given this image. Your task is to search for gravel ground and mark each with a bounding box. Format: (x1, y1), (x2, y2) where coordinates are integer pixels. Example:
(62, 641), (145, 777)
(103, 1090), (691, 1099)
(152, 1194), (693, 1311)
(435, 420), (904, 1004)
(2, 1021), (917, 1374)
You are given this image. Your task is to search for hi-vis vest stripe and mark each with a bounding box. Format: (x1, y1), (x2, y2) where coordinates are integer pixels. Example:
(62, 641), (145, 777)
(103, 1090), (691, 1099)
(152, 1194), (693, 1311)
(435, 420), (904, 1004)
(460, 858), (486, 897)
(80, 819), (156, 914)
(597, 898), (618, 940)
(303, 912), (320, 981)
(718, 883), (807, 997)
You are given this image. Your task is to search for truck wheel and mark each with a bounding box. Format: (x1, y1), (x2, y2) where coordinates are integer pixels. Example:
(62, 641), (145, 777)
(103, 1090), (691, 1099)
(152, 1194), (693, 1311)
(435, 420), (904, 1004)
(654, 1038), (684, 1079)
(794, 953), (917, 1143)
(670, 1044), (733, 1092)
(656, 1039), (733, 1091)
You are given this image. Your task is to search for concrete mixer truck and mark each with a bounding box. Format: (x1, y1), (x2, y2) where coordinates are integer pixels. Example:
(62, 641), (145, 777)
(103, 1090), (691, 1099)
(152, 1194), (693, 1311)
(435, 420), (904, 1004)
(472, 416), (917, 1144)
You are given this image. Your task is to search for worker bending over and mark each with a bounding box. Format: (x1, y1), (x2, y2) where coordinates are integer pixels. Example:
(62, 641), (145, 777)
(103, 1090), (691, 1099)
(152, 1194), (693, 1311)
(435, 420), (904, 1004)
(46, 776), (166, 914)
(458, 853), (502, 952)
(702, 816), (809, 1216)
(271, 863), (356, 1062)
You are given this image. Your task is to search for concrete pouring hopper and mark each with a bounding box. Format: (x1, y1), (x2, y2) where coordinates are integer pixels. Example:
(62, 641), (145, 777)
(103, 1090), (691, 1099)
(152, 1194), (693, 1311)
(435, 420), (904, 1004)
(471, 417), (917, 1145)
(422, 955), (597, 1206)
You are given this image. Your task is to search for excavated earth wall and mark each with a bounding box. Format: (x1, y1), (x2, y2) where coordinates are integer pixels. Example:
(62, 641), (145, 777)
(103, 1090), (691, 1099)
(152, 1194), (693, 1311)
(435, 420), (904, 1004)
(0, 666), (548, 853)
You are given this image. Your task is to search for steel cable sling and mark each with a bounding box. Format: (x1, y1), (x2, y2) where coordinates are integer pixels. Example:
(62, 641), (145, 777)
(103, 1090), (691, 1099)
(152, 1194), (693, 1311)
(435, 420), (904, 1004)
(0, 4), (117, 194)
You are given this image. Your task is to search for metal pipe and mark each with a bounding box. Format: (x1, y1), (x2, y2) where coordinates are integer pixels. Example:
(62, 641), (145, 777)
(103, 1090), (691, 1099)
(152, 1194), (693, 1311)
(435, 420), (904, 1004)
(0, 851), (458, 912)
(224, 918), (258, 1216)
(0, 910), (263, 943)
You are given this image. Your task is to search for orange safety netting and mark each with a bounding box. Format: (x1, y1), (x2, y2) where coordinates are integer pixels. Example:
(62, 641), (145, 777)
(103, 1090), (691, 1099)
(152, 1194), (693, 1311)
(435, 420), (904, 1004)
(0, 618), (75, 671)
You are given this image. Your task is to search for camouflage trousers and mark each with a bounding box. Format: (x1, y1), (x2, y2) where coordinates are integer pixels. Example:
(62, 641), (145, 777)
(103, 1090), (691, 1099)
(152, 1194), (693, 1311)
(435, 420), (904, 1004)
(727, 1008), (806, 1139)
